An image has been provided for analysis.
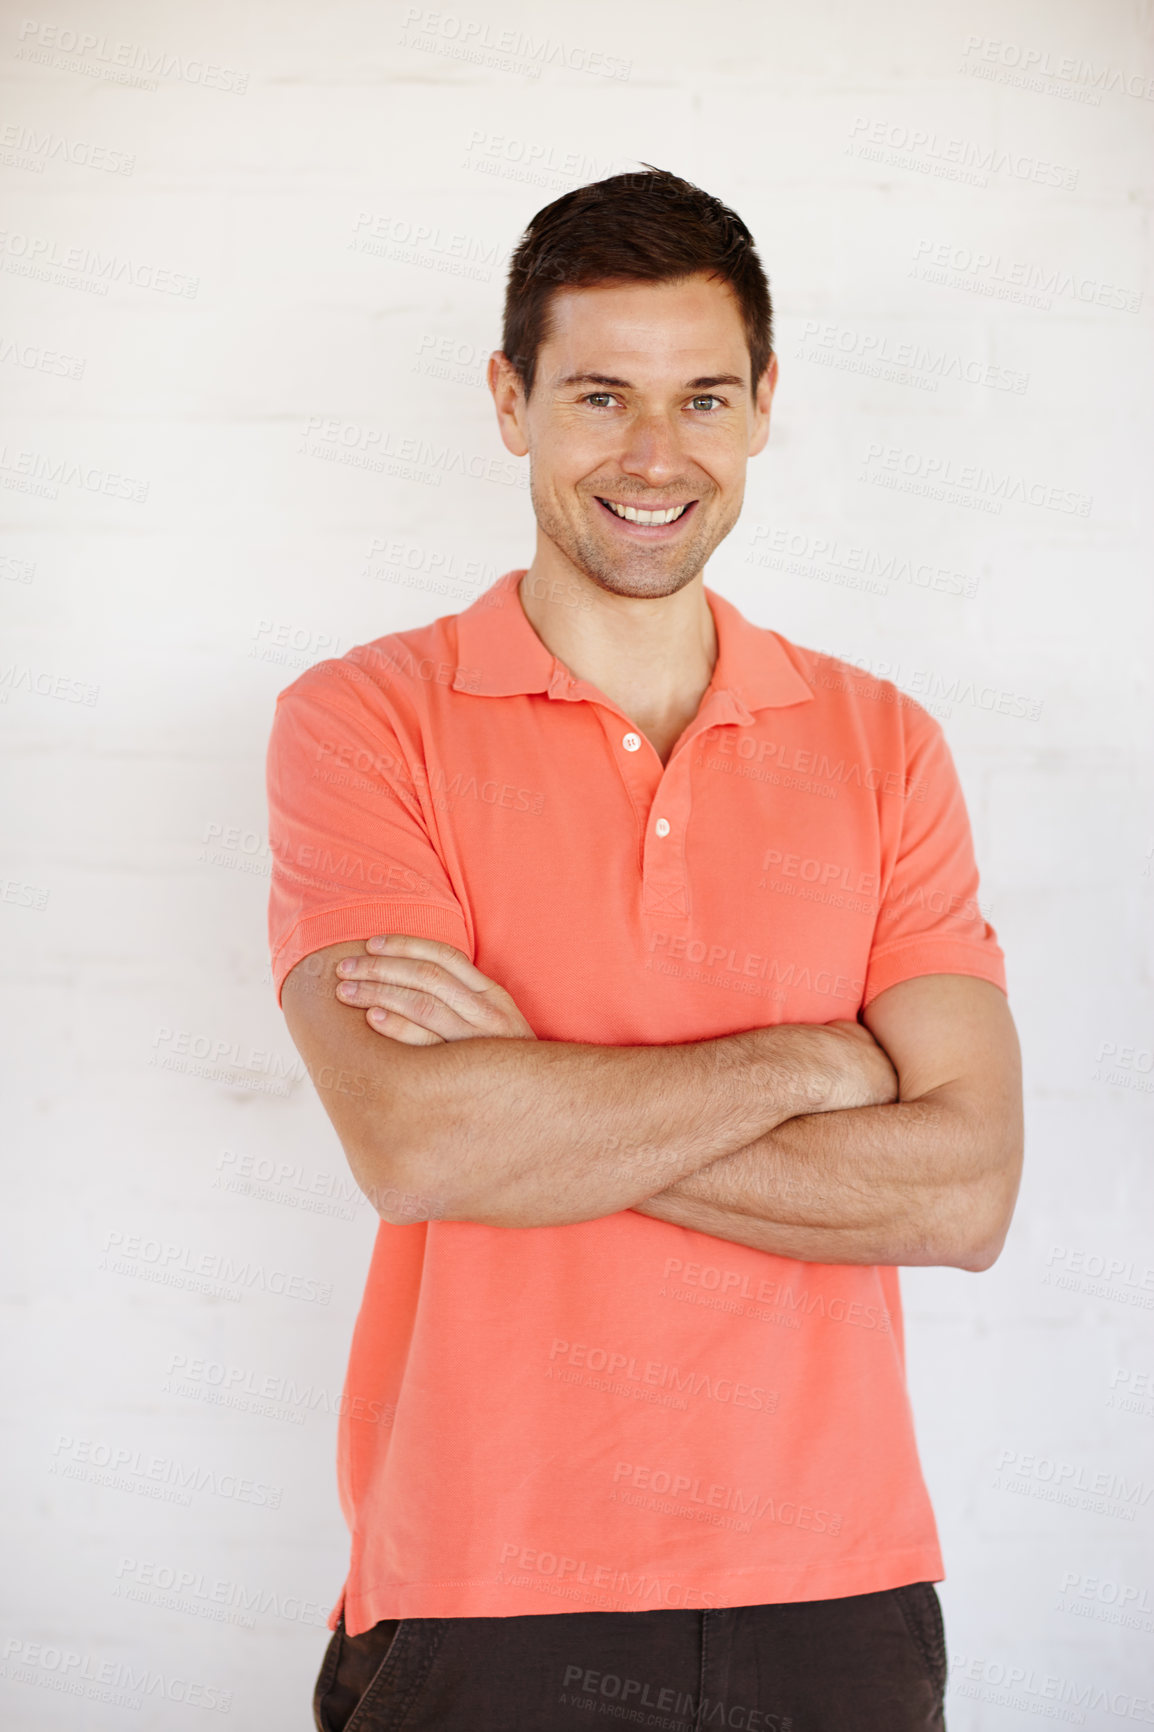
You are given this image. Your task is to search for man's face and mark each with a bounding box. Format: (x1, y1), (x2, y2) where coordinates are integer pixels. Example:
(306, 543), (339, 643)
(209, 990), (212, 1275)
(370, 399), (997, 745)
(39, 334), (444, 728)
(490, 272), (776, 600)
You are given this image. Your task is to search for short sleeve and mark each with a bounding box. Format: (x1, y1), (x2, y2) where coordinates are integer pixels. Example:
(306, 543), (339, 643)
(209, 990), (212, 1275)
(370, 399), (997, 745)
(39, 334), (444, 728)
(863, 714), (1006, 1008)
(265, 663), (471, 1007)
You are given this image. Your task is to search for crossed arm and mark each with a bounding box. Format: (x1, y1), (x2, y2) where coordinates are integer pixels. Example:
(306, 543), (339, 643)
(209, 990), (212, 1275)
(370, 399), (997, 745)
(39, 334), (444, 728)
(631, 967), (1023, 1266)
(280, 935), (1023, 1271)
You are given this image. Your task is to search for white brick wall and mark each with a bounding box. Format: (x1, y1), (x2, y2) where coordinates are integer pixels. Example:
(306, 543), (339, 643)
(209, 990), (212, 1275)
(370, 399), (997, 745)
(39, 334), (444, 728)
(2, 0), (1152, 1724)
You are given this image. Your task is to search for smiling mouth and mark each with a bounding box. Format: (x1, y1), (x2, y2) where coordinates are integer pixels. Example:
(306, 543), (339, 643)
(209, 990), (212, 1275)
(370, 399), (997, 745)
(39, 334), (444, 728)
(596, 496), (696, 527)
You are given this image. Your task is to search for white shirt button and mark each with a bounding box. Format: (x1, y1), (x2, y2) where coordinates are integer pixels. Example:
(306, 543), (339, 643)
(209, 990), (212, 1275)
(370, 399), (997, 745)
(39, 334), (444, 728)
(622, 732), (642, 752)
(655, 818), (671, 837)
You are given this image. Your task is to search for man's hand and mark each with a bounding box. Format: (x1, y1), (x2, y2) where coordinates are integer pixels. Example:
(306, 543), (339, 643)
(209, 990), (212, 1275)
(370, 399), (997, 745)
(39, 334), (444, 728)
(635, 974), (1023, 1269)
(818, 1019), (899, 1111)
(334, 936), (896, 1113)
(333, 934), (538, 1045)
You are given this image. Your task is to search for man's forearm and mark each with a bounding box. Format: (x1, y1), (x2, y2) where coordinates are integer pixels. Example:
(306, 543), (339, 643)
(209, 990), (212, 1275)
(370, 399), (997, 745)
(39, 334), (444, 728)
(633, 1088), (1017, 1270)
(379, 1022), (890, 1229)
(630, 1184), (911, 1265)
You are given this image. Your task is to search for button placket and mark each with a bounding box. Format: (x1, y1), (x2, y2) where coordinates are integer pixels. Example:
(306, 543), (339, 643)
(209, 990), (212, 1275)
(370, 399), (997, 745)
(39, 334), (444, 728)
(642, 756), (690, 914)
(638, 692), (747, 919)
(561, 684), (752, 919)
(577, 698), (663, 855)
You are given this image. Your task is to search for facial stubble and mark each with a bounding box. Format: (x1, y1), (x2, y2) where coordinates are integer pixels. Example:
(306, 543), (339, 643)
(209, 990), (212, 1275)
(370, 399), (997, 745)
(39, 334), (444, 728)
(529, 474), (743, 600)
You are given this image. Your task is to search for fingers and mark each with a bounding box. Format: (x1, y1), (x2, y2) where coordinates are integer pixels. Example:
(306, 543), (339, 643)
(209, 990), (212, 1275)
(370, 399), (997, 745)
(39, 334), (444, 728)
(365, 933), (489, 991)
(333, 934), (536, 1042)
(365, 1006), (446, 1046)
(336, 937), (510, 1037)
(337, 971), (478, 1040)
(338, 942), (484, 1012)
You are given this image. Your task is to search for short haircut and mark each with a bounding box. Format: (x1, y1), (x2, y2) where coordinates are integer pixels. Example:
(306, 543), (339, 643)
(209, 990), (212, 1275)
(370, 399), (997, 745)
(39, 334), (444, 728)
(501, 164), (773, 399)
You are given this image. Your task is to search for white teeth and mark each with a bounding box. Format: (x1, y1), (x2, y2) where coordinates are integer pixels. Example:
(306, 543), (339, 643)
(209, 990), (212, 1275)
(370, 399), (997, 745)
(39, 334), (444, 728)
(603, 499), (689, 526)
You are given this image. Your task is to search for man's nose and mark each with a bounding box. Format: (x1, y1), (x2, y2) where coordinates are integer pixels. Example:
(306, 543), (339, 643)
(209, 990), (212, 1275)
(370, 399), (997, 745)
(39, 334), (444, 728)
(616, 411), (684, 484)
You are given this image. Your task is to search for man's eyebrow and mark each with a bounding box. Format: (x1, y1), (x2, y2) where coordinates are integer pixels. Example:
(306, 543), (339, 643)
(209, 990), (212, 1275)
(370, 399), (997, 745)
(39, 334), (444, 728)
(557, 371), (748, 391)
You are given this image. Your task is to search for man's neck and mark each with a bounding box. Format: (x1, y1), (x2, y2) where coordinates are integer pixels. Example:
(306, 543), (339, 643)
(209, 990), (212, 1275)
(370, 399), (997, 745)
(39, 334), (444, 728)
(516, 556), (719, 767)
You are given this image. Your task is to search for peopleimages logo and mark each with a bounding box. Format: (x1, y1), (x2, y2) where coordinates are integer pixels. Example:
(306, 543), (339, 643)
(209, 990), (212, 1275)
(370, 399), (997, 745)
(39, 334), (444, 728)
(399, 8), (632, 81)
(910, 238), (1140, 314)
(15, 18), (249, 93)
(846, 113), (1079, 189)
(949, 1650), (1154, 1724)
(49, 1434), (283, 1510)
(547, 1337), (778, 1415)
(0, 121), (135, 175)
(1056, 1569), (1153, 1621)
(113, 1556), (330, 1629)
(100, 1229), (332, 1306)
(560, 1661), (791, 1730)
(0, 228), (199, 297)
(1, 1636), (233, 1714)
(860, 438), (1094, 515)
(1043, 1243), (1154, 1307)
(660, 1257), (892, 1333)
(496, 1543), (719, 1609)
(992, 1448), (1153, 1522)
(707, 728), (930, 799)
(611, 1460), (844, 1537)
(961, 33), (1154, 104)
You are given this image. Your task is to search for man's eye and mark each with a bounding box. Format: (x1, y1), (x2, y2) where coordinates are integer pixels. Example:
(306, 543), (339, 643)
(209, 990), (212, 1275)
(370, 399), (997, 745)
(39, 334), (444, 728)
(584, 392), (617, 408)
(690, 394), (723, 411)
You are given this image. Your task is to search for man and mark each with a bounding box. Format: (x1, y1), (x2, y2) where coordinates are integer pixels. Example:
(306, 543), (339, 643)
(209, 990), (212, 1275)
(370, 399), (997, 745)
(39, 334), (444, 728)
(267, 167), (1022, 1731)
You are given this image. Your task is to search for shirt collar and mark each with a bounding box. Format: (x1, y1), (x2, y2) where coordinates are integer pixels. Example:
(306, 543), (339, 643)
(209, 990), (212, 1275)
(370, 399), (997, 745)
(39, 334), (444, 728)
(452, 569), (813, 720)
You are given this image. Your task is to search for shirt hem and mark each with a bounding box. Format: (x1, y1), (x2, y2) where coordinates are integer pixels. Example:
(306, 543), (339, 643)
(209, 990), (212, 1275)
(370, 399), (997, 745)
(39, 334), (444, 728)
(331, 1546), (946, 1633)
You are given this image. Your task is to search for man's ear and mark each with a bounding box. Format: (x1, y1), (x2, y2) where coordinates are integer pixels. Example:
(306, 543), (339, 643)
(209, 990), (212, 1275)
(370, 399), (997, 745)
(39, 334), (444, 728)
(488, 351), (530, 458)
(748, 352), (778, 459)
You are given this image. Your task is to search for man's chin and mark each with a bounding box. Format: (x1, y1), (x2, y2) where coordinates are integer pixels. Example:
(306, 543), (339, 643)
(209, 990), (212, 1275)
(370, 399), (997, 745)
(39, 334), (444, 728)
(573, 532), (715, 599)
(584, 560), (702, 600)
(529, 487), (723, 598)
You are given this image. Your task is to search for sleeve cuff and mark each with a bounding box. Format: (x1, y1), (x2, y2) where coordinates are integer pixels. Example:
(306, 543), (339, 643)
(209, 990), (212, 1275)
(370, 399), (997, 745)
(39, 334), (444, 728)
(271, 901), (472, 1007)
(862, 938), (1008, 1010)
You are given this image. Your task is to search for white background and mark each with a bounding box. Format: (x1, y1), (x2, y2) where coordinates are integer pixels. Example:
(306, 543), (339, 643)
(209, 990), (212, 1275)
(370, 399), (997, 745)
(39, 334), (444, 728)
(2, 0), (1153, 1725)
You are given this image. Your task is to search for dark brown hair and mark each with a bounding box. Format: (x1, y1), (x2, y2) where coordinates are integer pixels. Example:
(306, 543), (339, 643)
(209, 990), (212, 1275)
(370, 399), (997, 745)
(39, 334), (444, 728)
(501, 164), (773, 400)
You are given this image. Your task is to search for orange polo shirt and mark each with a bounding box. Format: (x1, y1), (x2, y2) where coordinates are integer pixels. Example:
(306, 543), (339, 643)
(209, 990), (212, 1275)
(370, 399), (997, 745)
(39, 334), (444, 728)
(265, 567), (1007, 1634)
